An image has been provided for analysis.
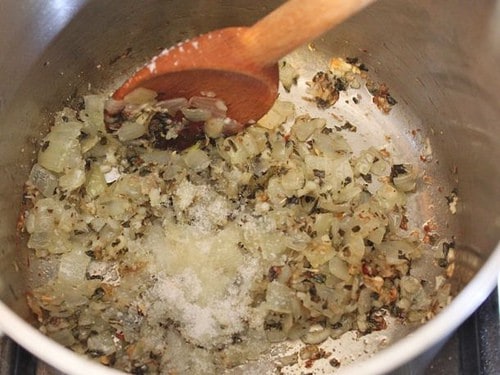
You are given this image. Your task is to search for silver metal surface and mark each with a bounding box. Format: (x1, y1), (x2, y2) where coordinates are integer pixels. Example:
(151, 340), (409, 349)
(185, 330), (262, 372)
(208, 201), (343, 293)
(0, 0), (499, 374)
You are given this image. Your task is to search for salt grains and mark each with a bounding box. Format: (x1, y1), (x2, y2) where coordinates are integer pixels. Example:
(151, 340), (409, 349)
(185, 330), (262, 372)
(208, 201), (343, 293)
(147, 257), (261, 348)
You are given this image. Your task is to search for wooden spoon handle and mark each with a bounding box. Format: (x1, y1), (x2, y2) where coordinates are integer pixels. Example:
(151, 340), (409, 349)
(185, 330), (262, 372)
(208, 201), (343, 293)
(242, 0), (376, 67)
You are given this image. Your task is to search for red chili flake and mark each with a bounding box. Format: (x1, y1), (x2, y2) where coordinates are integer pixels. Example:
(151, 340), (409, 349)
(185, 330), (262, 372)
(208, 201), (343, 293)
(422, 175), (433, 184)
(379, 148), (391, 158)
(423, 221), (437, 233)
(303, 347), (330, 368)
(399, 215), (409, 230)
(362, 262), (375, 276)
(268, 266), (282, 282)
(305, 359), (315, 368)
(368, 311), (388, 331)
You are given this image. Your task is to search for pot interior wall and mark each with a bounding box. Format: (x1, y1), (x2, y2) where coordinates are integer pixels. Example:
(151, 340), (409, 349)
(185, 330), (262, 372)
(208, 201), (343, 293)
(0, 0), (498, 369)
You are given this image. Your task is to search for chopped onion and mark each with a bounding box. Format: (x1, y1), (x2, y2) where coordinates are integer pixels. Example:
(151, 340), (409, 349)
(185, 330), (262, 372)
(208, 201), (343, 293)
(280, 167), (305, 193)
(204, 117), (225, 138)
(22, 60), (453, 373)
(49, 329), (76, 347)
(59, 167), (86, 192)
(157, 97), (188, 114)
(265, 281), (296, 313)
(189, 96), (227, 118)
(257, 100), (295, 129)
(123, 87), (157, 105)
(303, 240), (334, 268)
(222, 118), (245, 135)
(83, 95), (106, 134)
(87, 332), (117, 356)
(116, 120), (146, 141)
(279, 60), (299, 92)
(291, 116), (326, 142)
(392, 164), (417, 192)
(301, 326), (332, 345)
(183, 148), (210, 172)
(342, 231), (365, 264)
(38, 123), (82, 173)
(58, 246), (90, 283)
(85, 165), (107, 198)
(181, 107), (211, 122)
(328, 257), (351, 281)
(29, 164), (58, 197)
(103, 98), (125, 115)
(375, 183), (406, 211)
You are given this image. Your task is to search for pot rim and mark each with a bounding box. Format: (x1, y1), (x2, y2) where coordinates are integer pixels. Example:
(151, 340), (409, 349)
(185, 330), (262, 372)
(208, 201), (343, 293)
(1, 243), (499, 375)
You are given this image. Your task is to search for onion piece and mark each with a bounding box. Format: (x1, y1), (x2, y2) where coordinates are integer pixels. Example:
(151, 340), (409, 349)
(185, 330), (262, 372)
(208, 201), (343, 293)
(58, 246), (90, 284)
(103, 98), (125, 116)
(265, 281), (296, 313)
(257, 100), (295, 129)
(87, 332), (117, 356)
(123, 87), (157, 105)
(59, 167), (86, 192)
(291, 116), (326, 142)
(86, 165), (107, 198)
(181, 107), (211, 122)
(189, 96), (227, 118)
(38, 122), (82, 173)
(222, 118), (245, 135)
(29, 164), (58, 197)
(279, 60), (299, 92)
(116, 120), (146, 141)
(328, 257), (351, 281)
(301, 326), (332, 345)
(157, 97), (188, 114)
(183, 148), (210, 172)
(392, 164), (417, 192)
(204, 117), (225, 138)
(83, 95), (107, 134)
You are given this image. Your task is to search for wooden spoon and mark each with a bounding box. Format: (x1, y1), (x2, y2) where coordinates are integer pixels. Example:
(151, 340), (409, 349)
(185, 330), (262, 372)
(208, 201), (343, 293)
(110, 0), (376, 148)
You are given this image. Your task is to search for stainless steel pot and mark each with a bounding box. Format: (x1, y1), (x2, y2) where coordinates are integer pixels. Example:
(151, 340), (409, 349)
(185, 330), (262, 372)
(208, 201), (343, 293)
(0, 1), (499, 374)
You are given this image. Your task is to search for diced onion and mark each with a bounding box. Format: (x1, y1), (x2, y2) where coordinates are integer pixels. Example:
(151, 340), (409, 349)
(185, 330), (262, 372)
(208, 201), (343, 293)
(29, 164), (58, 197)
(59, 167), (86, 192)
(291, 116), (326, 142)
(392, 165), (417, 192)
(204, 118), (225, 138)
(183, 148), (210, 171)
(301, 326), (332, 345)
(279, 60), (299, 92)
(258, 100), (295, 129)
(157, 97), (188, 114)
(181, 107), (211, 122)
(123, 87), (157, 105)
(22, 57), (452, 373)
(117, 120), (146, 141)
(189, 96), (227, 118)
(86, 165), (107, 198)
(265, 281), (296, 313)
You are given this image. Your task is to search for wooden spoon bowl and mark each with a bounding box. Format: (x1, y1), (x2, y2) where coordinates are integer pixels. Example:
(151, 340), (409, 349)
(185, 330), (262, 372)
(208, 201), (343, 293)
(110, 0), (376, 148)
(113, 27), (279, 125)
